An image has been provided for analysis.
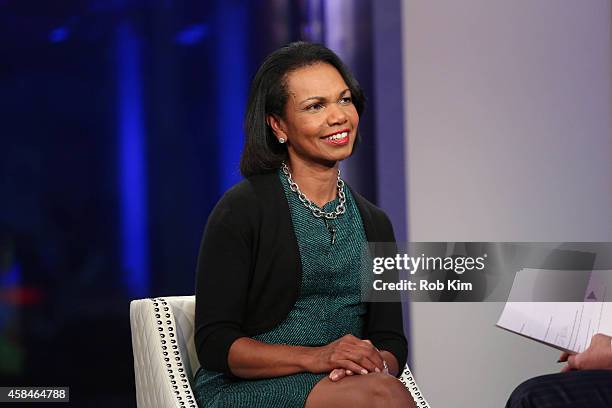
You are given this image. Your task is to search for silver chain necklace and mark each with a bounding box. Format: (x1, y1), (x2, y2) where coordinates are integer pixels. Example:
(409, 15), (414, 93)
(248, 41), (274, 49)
(281, 162), (346, 244)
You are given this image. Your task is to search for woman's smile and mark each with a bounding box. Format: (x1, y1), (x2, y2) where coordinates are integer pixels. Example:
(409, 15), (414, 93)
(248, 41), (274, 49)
(320, 129), (350, 146)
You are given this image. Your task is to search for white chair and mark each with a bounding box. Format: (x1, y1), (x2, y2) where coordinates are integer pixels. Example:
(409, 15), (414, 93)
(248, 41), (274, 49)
(129, 296), (430, 408)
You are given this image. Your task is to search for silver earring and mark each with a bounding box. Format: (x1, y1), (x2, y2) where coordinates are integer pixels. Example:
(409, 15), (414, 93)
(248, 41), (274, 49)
(278, 137), (286, 144)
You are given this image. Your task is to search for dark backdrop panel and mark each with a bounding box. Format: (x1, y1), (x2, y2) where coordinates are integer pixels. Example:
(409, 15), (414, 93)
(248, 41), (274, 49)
(0, 0), (396, 404)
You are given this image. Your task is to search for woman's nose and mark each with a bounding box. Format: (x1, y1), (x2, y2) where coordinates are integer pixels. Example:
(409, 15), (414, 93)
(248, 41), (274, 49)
(326, 104), (348, 126)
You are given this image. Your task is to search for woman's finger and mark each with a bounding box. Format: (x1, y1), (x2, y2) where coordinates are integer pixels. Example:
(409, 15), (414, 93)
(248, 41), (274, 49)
(332, 336), (384, 372)
(329, 368), (346, 382)
(342, 347), (380, 373)
(349, 343), (385, 371)
(337, 359), (370, 375)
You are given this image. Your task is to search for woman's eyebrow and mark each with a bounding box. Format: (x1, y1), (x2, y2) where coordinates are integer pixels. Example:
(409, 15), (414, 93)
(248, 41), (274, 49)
(299, 89), (351, 105)
(299, 96), (324, 104)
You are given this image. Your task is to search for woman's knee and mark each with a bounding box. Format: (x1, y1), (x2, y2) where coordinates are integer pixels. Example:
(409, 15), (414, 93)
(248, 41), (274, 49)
(306, 373), (413, 408)
(366, 373), (413, 407)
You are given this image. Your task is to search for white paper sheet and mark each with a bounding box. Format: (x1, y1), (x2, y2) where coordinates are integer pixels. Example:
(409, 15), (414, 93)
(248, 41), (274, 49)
(496, 269), (612, 353)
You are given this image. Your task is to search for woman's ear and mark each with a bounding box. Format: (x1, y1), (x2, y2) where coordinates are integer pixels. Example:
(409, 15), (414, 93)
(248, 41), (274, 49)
(266, 114), (288, 143)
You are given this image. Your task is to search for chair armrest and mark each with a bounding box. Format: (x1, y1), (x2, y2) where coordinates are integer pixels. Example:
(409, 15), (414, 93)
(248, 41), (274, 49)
(399, 364), (430, 408)
(130, 298), (198, 408)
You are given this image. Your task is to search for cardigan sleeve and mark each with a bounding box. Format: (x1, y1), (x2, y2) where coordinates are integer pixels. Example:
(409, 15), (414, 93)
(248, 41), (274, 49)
(365, 212), (408, 376)
(194, 185), (255, 375)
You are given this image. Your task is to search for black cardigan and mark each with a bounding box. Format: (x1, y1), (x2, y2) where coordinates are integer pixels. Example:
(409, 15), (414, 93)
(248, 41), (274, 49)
(194, 172), (407, 377)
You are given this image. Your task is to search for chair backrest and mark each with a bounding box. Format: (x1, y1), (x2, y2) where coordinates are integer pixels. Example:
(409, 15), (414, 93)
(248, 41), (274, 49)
(130, 296), (200, 408)
(163, 296), (200, 377)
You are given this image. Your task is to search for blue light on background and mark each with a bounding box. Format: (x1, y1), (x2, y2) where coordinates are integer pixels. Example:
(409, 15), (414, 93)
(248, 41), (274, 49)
(216, 1), (247, 190)
(49, 27), (69, 43)
(0, 262), (20, 287)
(175, 23), (209, 46)
(116, 20), (149, 297)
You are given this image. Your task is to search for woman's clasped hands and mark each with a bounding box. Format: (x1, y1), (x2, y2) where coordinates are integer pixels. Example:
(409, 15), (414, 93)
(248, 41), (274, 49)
(307, 334), (388, 382)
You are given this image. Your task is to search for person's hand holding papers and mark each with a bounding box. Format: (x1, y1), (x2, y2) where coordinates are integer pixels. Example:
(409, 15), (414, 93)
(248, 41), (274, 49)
(559, 333), (612, 372)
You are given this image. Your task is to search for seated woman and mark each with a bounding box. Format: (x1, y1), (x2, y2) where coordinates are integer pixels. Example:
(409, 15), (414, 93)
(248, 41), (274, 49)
(193, 41), (415, 408)
(506, 333), (612, 407)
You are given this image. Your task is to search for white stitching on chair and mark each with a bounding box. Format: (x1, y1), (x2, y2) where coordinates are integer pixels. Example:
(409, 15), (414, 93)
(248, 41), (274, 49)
(150, 297), (198, 408)
(399, 364), (430, 407)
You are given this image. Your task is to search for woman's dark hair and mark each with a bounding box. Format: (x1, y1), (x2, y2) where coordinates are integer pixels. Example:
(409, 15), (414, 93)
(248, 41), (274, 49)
(240, 41), (365, 177)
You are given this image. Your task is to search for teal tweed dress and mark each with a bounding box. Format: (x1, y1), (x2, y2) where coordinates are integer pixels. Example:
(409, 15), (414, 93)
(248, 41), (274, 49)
(194, 171), (368, 407)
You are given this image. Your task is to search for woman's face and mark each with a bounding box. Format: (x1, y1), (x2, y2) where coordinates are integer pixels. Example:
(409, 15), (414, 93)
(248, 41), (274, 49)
(269, 62), (359, 168)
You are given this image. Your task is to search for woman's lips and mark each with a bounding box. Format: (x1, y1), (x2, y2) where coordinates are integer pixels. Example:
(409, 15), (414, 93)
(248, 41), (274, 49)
(321, 130), (350, 146)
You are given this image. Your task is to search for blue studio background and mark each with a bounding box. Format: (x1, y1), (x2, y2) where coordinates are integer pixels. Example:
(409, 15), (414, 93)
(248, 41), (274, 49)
(0, 0), (406, 405)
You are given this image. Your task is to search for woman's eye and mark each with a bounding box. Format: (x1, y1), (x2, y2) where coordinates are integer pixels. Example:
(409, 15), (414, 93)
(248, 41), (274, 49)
(306, 103), (324, 111)
(340, 97), (352, 105)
